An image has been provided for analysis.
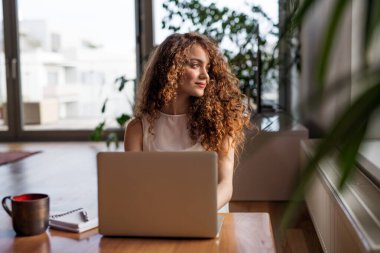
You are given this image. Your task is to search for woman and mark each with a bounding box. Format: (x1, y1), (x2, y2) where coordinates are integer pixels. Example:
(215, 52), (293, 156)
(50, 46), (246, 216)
(124, 32), (249, 211)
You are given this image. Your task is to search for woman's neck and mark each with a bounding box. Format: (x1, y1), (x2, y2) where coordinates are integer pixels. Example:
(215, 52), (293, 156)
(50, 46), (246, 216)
(161, 94), (189, 115)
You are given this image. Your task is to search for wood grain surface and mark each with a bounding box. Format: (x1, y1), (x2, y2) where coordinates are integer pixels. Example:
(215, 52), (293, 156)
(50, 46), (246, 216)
(0, 142), (276, 253)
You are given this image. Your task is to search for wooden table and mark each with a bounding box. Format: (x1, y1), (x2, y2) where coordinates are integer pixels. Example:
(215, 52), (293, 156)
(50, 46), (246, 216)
(0, 142), (276, 253)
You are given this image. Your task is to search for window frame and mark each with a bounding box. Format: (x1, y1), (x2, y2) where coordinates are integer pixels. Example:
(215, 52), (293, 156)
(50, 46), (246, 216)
(2, 0), (287, 142)
(0, 0), (147, 142)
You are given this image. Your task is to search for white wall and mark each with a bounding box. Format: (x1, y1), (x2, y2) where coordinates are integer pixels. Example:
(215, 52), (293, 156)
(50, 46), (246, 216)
(351, 0), (380, 138)
(297, 0), (380, 139)
(298, 0), (352, 134)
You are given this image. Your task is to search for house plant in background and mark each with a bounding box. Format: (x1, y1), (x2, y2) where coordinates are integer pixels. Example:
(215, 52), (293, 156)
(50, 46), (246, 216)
(90, 75), (134, 148)
(282, 0), (380, 227)
(91, 0), (279, 147)
(161, 0), (279, 112)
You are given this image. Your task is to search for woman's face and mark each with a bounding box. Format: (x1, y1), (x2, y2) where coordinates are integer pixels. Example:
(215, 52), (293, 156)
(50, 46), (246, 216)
(177, 44), (210, 98)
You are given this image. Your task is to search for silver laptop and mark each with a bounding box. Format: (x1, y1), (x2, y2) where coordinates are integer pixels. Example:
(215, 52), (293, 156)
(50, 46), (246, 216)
(97, 151), (223, 238)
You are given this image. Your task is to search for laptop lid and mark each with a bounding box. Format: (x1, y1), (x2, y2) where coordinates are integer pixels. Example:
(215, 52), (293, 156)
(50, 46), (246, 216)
(97, 151), (219, 238)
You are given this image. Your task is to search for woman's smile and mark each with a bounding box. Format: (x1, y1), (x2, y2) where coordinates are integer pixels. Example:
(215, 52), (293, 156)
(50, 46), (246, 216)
(195, 82), (207, 89)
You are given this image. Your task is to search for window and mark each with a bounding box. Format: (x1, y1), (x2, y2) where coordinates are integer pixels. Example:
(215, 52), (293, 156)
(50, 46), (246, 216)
(18, 0), (136, 130)
(0, 3), (8, 131)
(2, 0), (280, 140)
(47, 71), (59, 86)
(153, 0), (279, 110)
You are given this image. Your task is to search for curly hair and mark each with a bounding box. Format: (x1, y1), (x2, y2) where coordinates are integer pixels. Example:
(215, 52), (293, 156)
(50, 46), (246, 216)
(134, 32), (250, 156)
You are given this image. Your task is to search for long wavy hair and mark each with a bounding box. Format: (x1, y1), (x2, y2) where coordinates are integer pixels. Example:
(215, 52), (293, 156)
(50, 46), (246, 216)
(134, 32), (250, 156)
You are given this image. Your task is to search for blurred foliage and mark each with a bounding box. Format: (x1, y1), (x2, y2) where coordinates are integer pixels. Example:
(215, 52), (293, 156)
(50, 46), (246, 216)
(162, 0), (279, 103)
(90, 75), (133, 146)
(91, 1), (279, 146)
(282, 0), (380, 229)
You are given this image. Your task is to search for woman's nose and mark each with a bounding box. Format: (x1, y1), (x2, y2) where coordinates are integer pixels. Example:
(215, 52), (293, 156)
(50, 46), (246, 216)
(200, 68), (209, 80)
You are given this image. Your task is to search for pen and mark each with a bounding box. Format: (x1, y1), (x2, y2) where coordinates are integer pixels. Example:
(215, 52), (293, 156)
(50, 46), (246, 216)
(80, 210), (89, 222)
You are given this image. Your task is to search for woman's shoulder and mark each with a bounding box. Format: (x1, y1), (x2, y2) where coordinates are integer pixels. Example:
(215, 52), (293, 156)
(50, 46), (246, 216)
(125, 117), (143, 133)
(124, 117), (143, 151)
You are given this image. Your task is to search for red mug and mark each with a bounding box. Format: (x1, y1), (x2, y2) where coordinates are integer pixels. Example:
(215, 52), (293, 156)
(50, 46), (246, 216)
(2, 193), (49, 236)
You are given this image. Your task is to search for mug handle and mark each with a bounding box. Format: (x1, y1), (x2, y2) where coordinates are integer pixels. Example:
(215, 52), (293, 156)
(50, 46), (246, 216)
(2, 196), (12, 217)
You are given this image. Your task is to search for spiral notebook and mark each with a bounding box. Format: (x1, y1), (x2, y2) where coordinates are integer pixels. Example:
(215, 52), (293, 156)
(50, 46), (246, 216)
(49, 208), (98, 233)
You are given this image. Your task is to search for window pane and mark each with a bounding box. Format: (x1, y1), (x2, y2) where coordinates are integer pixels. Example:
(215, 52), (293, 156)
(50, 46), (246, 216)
(18, 0), (136, 130)
(0, 3), (8, 131)
(154, 0), (279, 110)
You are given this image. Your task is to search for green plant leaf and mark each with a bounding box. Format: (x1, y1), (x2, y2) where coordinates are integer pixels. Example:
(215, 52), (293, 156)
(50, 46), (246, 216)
(90, 121), (105, 141)
(106, 133), (118, 149)
(118, 76), (127, 91)
(101, 99), (108, 114)
(291, 0), (313, 25)
(106, 132), (119, 149)
(337, 119), (368, 190)
(317, 0), (348, 90)
(364, 0), (380, 61)
(116, 114), (131, 127)
(282, 76), (380, 230)
(283, 0), (316, 37)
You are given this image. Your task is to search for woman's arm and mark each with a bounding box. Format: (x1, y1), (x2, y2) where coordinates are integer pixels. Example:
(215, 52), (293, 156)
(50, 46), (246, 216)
(124, 118), (143, 151)
(216, 139), (235, 210)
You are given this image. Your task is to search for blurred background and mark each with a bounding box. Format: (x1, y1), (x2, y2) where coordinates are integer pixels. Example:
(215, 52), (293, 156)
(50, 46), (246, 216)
(0, 0), (279, 134)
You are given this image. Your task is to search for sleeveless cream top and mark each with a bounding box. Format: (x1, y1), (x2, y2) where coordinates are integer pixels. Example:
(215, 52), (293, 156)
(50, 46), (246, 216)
(139, 112), (229, 213)
(141, 112), (203, 152)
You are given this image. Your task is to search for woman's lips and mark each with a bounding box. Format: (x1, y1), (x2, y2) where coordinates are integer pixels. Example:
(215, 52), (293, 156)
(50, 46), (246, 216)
(196, 82), (206, 88)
